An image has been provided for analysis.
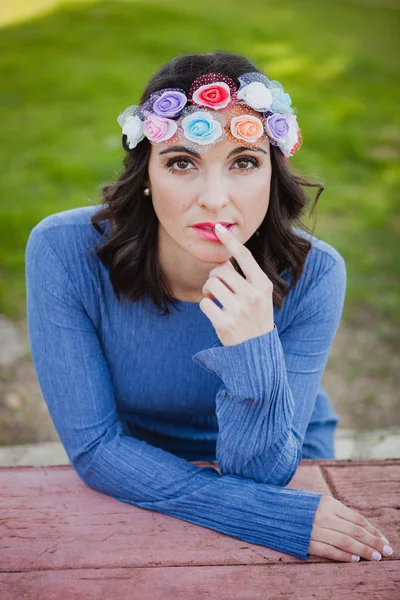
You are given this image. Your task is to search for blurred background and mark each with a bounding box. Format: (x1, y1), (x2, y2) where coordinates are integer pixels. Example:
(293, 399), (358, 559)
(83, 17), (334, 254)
(0, 0), (399, 460)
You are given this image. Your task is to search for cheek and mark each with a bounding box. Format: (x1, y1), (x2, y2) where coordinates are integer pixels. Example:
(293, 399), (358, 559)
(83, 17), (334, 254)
(257, 167), (272, 197)
(237, 172), (271, 224)
(234, 169), (271, 198)
(151, 189), (187, 230)
(149, 169), (182, 218)
(151, 168), (189, 204)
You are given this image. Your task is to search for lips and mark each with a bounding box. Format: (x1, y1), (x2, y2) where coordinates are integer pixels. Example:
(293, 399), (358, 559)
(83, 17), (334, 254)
(192, 223), (236, 241)
(193, 222), (234, 230)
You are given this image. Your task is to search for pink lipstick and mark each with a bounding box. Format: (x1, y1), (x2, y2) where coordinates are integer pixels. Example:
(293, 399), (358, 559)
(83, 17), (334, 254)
(191, 223), (236, 242)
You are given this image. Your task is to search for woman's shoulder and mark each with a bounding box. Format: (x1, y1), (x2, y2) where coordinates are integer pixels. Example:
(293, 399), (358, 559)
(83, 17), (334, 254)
(25, 205), (109, 327)
(26, 204), (108, 282)
(286, 227), (347, 306)
(276, 228), (347, 329)
(29, 204), (104, 237)
(27, 204), (107, 254)
(292, 226), (345, 269)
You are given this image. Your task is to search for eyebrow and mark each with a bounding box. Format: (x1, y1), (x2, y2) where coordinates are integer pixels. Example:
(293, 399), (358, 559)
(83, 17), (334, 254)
(158, 145), (268, 158)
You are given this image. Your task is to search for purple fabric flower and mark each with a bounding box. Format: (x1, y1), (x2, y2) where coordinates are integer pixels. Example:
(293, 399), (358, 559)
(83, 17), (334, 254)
(141, 88), (187, 118)
(152, 90), (187, 117)
(265, 113), (289, 141)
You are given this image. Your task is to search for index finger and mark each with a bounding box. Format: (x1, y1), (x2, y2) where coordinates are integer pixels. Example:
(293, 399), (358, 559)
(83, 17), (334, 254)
(334, 500), (388, 541)
(214, 223), (255, 280)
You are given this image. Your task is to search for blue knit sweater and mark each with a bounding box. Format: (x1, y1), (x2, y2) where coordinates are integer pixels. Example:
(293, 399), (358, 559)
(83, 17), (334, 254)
(25, 204), (346, 560)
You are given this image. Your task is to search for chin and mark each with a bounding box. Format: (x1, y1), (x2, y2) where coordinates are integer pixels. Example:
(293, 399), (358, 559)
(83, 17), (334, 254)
(192, 247), (230, 264)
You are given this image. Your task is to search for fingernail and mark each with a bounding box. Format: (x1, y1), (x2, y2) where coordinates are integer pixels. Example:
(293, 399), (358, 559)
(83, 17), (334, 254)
(351, 555), (360, 562)
(372, 551), (382, 561)
(383, 545), (393, 556)
(381, 536), (390, 545)
(215, 223), (228, 233)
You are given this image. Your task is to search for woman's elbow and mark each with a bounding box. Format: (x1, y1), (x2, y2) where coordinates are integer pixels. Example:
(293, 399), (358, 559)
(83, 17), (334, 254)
(219, 440), (302, 486)
(261, 441), (303, 486)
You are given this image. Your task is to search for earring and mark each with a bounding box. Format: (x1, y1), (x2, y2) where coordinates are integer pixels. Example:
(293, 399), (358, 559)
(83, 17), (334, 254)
(143, 187), (151, 196)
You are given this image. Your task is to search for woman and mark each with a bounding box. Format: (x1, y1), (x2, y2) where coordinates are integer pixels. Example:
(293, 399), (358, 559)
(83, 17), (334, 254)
(25, 51), (391, 562)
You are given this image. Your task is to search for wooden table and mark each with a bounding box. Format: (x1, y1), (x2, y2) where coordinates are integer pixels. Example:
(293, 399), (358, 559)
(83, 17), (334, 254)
(1, 459), (399, 599)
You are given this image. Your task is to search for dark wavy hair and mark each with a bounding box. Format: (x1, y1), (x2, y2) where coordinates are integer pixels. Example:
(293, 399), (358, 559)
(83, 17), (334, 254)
(90, 50), (324, 316)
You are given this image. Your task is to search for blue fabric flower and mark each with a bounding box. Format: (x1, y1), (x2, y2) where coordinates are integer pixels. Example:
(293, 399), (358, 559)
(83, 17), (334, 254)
(181, 111), (223, 145)
(269, 82), (294, 115)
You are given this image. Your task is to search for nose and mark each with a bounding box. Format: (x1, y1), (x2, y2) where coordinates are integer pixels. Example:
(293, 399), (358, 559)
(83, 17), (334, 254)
(196, 175), (230, 213)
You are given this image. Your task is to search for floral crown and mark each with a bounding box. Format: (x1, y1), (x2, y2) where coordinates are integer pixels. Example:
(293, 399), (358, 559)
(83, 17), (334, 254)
(117, 71), (303, 158)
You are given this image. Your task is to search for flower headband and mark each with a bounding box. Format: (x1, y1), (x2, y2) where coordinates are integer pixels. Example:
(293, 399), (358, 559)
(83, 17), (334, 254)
(117, 71), (303, 158)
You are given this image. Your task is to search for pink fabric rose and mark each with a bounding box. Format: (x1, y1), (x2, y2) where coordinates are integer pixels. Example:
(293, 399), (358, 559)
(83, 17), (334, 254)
(143, 114), (178, 142)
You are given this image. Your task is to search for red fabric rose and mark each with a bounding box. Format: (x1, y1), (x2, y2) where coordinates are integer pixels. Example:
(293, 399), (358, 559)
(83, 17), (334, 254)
(192, 83), (231, 110)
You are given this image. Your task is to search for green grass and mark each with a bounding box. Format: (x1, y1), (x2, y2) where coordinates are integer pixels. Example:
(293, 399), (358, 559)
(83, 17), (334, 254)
(0, 0), (399, 343)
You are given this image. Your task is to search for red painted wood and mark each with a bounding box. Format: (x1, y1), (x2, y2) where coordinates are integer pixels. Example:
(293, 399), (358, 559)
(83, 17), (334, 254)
(321, 463), (400, 511)
(0, 463), (330, 572)
(1, 459), (399, 599)
(1, 562), (398, 600)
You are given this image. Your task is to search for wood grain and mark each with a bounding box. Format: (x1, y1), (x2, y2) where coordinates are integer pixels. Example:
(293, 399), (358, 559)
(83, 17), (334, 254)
(1, 459), (398, 599)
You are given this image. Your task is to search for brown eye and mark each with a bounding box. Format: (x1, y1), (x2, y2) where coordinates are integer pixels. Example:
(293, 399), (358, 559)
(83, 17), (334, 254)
(176, 159), (190, 169)
(233, 156), (261, 170)
(166, 156), (195, 174)
(237, 159), (251, 169)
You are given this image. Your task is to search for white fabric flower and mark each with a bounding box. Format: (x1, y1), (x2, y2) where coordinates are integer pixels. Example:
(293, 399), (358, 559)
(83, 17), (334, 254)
(122, 115), (145, 149)
(279, 115), (299, 156)
(236, 82), (273, 111)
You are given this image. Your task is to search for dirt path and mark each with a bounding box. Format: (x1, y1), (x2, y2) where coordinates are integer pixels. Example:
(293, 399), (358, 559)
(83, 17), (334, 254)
(0, 310), (399, 446)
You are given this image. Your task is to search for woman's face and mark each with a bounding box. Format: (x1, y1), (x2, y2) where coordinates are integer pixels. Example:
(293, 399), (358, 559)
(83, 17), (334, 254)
(147, 139), (272, 269)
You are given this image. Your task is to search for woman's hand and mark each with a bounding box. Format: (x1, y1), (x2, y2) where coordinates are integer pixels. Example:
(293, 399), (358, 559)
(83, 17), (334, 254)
(309, 495), (394, 562)
(200, 224), (274, 347)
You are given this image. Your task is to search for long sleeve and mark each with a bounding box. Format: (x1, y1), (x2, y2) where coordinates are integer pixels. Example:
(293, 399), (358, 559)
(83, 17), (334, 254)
(192, 254), (346, 486)
(25, 223), (323, 561)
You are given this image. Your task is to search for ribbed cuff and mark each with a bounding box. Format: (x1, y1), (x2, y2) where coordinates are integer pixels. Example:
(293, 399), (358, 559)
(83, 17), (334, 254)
(192, 325), (285, 400)
(219, 428), (301, 486)
(135, 472), (323, 561)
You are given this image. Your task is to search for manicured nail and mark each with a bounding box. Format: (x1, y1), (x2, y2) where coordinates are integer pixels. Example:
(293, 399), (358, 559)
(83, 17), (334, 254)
(381, 536), (390, 545)
(215, 223), (228, 233)
(372, 551), (382, 561)
(383, 545), (393, 556)
(351, 555), (360, 562)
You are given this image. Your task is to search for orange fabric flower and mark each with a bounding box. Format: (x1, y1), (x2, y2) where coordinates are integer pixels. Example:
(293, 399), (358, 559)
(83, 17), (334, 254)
(230, 115), (264, 143)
